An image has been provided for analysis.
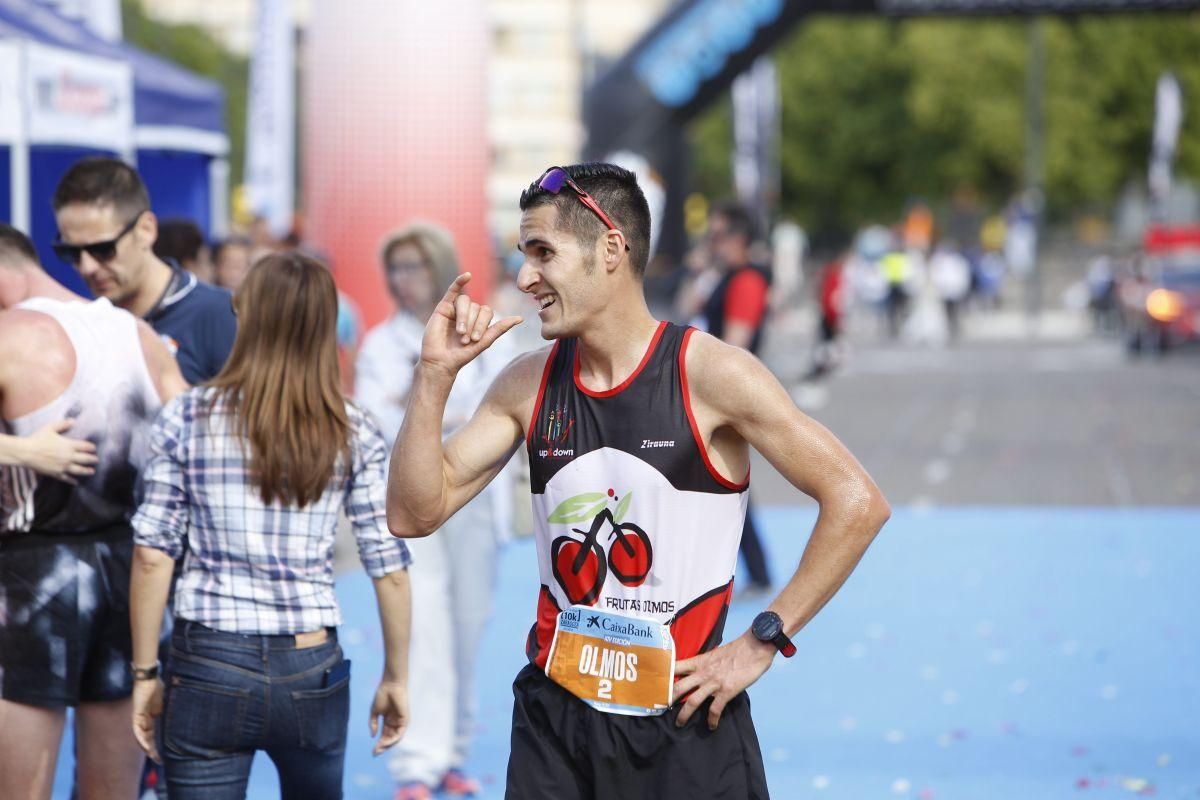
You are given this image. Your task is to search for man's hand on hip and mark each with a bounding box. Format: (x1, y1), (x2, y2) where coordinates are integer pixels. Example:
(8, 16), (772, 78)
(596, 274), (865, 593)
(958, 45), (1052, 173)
(672, 632), (776, 730)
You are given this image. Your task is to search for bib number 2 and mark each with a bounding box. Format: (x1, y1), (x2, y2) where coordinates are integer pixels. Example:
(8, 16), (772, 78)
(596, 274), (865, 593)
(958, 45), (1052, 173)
(545, 606), (675, 717)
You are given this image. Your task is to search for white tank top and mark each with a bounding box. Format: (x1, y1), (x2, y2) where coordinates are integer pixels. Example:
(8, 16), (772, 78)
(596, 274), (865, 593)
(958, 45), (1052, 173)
(1, 297), (162, 535)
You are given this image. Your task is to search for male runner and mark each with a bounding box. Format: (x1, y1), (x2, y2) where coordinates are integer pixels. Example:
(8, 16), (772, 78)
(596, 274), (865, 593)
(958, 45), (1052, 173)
(386, 164), (890, 798)
(702, 201), (775, 596)
(0, 224), (187, 800)
(52, 157), (237, 384)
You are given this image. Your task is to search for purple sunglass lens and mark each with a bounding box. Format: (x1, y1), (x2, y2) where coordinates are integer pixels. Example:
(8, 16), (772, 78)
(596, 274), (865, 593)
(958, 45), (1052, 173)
(539, 168), (568, 194)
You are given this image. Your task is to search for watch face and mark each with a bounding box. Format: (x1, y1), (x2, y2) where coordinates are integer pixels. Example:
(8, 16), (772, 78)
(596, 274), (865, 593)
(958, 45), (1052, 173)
(752, 612), (782, 641)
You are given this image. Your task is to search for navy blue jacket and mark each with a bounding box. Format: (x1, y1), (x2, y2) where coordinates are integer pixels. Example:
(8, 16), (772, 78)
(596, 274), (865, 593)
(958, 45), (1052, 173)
(145, 266), (237, 385)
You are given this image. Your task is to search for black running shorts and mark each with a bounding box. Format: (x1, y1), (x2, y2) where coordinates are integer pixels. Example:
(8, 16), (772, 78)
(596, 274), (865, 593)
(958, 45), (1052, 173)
(506, 663), (770, 800)
(0, 527), (135, 708)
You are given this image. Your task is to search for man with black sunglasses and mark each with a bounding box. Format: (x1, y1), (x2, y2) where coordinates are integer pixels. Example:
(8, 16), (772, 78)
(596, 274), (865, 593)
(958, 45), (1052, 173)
(52, 157), (237, 385)
(386, 162), (890, 799)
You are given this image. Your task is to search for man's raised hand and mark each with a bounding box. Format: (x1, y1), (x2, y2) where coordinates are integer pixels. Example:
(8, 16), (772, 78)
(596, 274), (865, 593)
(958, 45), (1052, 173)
(421, 272), (522, 375)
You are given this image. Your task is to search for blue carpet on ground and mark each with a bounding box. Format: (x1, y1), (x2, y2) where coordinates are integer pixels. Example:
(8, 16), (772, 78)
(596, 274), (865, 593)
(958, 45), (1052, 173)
(52, 506), (1200, 798)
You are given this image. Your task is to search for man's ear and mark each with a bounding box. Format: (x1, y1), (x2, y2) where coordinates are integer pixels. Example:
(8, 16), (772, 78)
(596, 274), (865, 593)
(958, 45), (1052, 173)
(138, 210), (158, 250)
(602, 230), (626, 274)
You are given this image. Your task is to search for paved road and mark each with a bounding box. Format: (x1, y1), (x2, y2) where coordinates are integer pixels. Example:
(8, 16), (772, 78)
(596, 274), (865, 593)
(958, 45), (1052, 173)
(751, 335), (1200, 508)
(64, 315), (1196, 800)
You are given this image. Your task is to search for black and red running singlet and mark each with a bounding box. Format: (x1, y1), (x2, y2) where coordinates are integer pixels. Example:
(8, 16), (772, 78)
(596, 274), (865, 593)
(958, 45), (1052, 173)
(524, 321), (749, 669)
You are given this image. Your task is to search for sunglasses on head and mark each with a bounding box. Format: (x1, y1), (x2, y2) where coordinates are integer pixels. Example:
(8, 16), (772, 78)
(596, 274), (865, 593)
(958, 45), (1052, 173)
(52, 211), (144, 266)
(537, 167), (630, 252)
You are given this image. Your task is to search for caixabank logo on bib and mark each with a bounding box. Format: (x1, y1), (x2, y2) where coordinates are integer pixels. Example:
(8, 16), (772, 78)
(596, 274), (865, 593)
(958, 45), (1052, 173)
(537, 403), (574, 459)
(547, 488), (657, 608)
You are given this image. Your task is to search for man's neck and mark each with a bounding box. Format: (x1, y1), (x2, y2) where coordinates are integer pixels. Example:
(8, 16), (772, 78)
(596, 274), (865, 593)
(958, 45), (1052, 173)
(125, 257), (174, 318)
(25, 272), (84, 304)
(575, 292), (660, 392)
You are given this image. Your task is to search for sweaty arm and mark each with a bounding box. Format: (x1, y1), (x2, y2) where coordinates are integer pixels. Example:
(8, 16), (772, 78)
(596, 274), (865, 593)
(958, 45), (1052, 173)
(385, 273), (526, 537)
(673, 332), (890, 728)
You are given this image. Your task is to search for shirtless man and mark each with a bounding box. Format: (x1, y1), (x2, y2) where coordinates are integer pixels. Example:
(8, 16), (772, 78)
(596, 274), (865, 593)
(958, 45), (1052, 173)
(0, 224), (187, 800)
(386, 164), (890, 798)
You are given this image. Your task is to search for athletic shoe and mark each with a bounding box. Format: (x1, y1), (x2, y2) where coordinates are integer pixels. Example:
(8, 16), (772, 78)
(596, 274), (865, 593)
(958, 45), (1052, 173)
(438, 768), (482, 797)
(393, 782), (434, 800)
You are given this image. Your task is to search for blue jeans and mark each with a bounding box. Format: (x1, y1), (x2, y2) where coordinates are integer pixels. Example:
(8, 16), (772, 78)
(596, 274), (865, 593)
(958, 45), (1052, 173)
(161, 620), (350, 799)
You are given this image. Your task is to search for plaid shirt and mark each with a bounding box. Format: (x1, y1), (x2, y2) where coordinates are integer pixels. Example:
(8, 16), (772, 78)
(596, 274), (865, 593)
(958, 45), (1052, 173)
(132, 388), (410, 634)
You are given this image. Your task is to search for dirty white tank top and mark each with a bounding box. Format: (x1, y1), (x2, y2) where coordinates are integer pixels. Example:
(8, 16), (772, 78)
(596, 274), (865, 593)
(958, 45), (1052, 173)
(1, 297), (161, 535)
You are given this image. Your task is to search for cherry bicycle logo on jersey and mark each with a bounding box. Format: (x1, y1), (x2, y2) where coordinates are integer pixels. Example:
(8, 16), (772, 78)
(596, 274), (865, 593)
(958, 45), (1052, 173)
(548, 488), (652, 606)
(544, 487), (675, 716)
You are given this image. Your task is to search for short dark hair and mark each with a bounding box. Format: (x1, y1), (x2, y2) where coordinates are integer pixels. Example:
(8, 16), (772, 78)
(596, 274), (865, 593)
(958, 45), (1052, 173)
(52, 157), (150, 219)
(154, 218), (206, 265)
(0, 223), (40, 268)
(710, 200), (757, 246)
(519, 163), (652, 277)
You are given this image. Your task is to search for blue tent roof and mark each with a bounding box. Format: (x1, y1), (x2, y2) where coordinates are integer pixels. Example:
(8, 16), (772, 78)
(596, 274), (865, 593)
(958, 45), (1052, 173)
(0, 0), (225, 135)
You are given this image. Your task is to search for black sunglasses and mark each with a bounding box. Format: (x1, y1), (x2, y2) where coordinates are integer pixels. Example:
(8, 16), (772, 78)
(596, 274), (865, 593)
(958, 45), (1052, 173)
(52, 212), (144, 266)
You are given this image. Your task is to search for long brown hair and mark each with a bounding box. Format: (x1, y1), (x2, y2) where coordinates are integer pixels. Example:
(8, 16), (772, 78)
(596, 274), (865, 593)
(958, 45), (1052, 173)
(209, 251), (350, 507)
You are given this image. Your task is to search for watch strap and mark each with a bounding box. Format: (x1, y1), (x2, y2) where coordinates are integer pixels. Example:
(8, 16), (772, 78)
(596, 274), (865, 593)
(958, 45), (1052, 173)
(131, 661), (160, 681)
(773, 634), (797, 658)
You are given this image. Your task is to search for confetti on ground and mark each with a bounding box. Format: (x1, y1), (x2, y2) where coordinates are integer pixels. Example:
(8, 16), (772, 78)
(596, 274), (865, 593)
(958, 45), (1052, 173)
(1122, 778), (1150, 793)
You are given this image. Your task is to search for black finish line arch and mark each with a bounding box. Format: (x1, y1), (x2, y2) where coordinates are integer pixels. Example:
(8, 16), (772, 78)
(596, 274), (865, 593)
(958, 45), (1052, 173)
(583, 0), (1200, 261)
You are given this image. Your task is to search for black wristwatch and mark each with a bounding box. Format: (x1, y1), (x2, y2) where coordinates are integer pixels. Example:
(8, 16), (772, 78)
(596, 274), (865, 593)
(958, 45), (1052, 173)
(131, 661), (160, 681)
(751, 611), (796, 658)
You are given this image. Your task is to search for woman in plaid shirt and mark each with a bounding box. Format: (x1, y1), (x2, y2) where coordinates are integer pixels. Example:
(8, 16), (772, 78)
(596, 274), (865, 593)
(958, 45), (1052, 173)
(127, 252), (413, 799)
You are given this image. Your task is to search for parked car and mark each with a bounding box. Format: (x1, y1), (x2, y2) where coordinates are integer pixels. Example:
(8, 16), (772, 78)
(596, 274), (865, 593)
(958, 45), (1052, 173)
(1119, 262), (1200, 354)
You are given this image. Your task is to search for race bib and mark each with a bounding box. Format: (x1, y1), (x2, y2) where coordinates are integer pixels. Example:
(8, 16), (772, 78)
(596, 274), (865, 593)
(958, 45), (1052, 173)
(545, 605), (675, 717)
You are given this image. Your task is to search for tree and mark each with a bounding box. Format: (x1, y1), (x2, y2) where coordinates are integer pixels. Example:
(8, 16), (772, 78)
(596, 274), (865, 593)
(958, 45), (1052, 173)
(121, 0), (249, 186)
(689, 13), (1200, 236)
